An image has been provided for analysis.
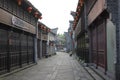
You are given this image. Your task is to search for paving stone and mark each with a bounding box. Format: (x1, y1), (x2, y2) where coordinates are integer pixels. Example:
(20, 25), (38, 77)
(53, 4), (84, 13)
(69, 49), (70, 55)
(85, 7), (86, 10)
(1, 52), (94, 80)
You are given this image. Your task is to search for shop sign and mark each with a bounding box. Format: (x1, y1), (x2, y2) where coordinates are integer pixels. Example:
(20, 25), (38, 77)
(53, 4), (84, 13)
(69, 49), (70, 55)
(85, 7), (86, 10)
(12, 16), (24, 28)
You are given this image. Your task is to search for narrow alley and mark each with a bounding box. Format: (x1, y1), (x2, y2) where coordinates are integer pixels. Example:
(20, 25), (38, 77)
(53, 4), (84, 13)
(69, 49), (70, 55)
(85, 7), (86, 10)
(1, 0), (120, 80)
(1, 52), (95, 80)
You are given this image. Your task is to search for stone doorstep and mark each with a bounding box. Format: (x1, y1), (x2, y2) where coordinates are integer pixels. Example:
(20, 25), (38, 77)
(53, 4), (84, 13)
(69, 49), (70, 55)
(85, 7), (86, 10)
(77, 60), (105, 80)
(88, 66), (113, 80)
(84, 66), (104, 80)
(0, 63), (36, 78)
(72, 55), (106, 80)
(79, 63), (96, 80)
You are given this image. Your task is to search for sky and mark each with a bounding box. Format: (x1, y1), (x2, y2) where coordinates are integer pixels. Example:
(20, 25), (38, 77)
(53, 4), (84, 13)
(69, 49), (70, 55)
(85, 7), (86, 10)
(28, 0), (78, 34)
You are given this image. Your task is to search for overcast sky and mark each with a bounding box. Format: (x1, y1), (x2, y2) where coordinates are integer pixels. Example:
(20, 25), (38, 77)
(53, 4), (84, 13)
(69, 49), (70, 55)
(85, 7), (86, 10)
(28, 0), (78, 34)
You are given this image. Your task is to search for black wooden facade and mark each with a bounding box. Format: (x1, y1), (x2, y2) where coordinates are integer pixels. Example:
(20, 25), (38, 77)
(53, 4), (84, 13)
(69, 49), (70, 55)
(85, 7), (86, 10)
(0, 0), (42, 75)
(0, 25), (35, 74)
(74, 1), (89, 63)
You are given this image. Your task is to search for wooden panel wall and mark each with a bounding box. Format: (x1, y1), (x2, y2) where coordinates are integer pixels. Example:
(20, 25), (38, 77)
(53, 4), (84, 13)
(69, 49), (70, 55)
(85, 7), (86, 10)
(88, 0), (105, 26)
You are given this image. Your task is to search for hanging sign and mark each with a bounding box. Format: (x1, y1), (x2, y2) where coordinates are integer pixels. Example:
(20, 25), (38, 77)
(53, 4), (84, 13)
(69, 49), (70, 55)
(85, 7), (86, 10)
(12, 16), (29, 30)
(12, 16), (24, 28)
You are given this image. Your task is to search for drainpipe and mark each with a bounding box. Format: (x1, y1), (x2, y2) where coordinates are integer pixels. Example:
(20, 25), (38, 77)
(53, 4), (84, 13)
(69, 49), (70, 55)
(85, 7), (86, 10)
(34, 36), (37, 63)
(34, 23), (38, 63)
(40, 31), (42, 58)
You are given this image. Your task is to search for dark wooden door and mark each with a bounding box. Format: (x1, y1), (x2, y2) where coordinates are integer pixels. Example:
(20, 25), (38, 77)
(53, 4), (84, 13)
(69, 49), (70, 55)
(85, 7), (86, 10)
(21, 33), (28, 65)
(42, 41), (47, 57)
(91, 27), (97, 65)
(0, 27), (8, 74)
(91, 19), (106, 69)
(9, 31), (20, 70)
(97, 19), (106, 68)
(28, 35), (34, 63)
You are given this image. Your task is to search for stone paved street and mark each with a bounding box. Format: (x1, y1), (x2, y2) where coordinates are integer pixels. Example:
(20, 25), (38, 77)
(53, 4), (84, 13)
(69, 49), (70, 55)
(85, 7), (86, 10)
(1, 52), (94, 80)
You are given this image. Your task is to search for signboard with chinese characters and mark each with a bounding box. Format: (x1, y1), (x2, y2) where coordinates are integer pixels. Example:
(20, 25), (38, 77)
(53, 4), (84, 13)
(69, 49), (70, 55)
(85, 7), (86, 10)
(12, 16), (29, 30)
(12, 16), (35, 34)
(12, 16), (24, 27)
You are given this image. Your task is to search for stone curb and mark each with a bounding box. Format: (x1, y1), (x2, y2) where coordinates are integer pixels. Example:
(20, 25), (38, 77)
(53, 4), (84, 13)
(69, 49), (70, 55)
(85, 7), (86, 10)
(0, 63), (36, 78)
(71, 54), (104, 80)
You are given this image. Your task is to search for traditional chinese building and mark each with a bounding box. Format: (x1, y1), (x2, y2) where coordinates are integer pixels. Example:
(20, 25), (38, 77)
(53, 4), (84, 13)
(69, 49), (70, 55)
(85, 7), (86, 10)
(74, 0), (89, 64)
(47, 28), (58, 56)
(64, 32), (71, 52)
(73, 0), (118, 79)
(37, 22), (50, 58)
(0, 0), (42, 75)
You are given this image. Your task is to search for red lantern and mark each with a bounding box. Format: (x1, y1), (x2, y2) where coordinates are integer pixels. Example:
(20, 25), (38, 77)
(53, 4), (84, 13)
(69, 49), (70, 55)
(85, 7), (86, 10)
(80, 0), (84, 6)
(47, 29), (51, 32)
(38, 24), (41, 28)
(17, 0), (22, 5)
(78, 8), (81, 11)
(76, 17), (78, 21)
(40, 25), (44, 29)
(34, 12), (39, 18)
(27, 7), (32, 13)
(43, 26), (46, 31)
(76, 12), (79, 16)
(49, 29), (51, 32)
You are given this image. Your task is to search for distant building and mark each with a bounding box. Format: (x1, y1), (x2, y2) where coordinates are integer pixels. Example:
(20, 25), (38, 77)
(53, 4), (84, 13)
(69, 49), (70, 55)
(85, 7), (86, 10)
(47, 28), (58, 56)
(64, 20), (74, 52)
(56, 35), (65, 51)
(37, 22), (50, 58)
(64, 32), (71, 52)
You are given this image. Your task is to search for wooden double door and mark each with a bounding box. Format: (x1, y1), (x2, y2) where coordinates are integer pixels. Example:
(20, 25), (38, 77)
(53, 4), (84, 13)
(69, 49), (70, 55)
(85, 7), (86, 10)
(91, 19), (106, 69)
(42, 41), (47, 57)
